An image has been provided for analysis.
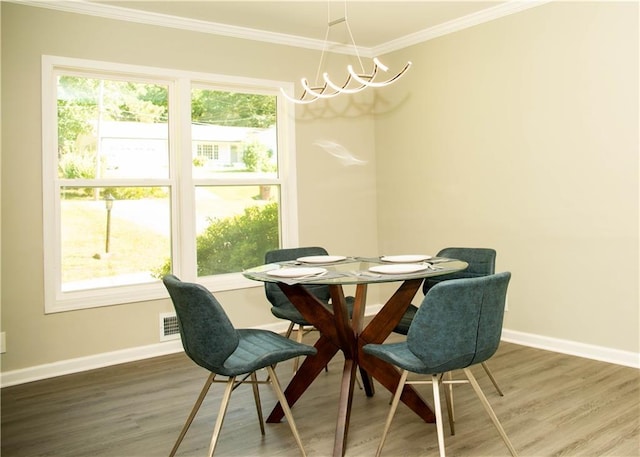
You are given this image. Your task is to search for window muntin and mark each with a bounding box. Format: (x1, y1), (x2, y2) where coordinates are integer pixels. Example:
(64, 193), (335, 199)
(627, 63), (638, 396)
(42, 56), (297, 313)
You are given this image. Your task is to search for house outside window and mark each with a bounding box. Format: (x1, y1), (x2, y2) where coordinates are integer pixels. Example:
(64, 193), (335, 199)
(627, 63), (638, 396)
(42, 55), (298, 313)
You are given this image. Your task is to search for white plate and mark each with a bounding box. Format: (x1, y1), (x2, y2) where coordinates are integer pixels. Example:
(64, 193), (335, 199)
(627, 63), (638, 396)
(369, 264), (430, 275)
(381, 254), (432, 263)
(296, 255), (346, 264)
(267, 267), (327, 278)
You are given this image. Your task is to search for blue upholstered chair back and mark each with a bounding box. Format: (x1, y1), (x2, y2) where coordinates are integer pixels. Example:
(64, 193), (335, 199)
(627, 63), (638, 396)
(407, 272), (511, 373)
(163, 275), (239, 372)
(438, 247), (496, 275)
(422, 247), (496, 295)
(264, 247), (332, 307)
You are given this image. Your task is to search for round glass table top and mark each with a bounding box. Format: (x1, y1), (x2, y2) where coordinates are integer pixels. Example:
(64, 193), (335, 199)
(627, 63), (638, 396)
(243, 256), (468, 285)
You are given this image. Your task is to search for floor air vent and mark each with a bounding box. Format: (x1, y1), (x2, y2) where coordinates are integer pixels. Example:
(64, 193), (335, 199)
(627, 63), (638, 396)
(160, 313), (180, 341)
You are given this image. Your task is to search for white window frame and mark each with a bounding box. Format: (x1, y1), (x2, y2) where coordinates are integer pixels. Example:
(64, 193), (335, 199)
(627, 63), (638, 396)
(42, 55), (298, 313)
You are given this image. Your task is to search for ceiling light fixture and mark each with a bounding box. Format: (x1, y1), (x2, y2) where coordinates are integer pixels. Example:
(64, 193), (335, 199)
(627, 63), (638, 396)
(280, 2), (412, 104)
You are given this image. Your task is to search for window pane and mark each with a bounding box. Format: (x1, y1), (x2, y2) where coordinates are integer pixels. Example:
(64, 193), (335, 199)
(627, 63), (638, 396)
(60, 187), (171, 291)
(191, 88), (278, 179)
(57, 76), (169, 179)
(195, 185), (279, 276)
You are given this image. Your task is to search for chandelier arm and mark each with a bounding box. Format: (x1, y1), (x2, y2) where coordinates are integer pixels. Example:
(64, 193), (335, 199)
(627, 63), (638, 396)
(322, 62), (380, 94)
(322, 72), (367, 94)
(349, 61), (380, 82)
(372, 57), (389, 72)
(348, 61), (413, 88)
(300, 79), (341, 99)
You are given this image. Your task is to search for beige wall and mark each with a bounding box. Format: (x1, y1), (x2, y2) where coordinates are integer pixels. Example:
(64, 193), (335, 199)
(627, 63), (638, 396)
(1, 1), (638, 377)
(375, 1), (639, 352)
(0, 3), (380, 372)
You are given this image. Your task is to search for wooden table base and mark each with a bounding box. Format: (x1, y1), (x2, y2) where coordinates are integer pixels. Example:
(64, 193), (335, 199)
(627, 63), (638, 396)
(266, 279), (435, 457)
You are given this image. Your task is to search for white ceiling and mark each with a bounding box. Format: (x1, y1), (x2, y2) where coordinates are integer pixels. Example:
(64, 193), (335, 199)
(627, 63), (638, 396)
(88, 0), (514, 51)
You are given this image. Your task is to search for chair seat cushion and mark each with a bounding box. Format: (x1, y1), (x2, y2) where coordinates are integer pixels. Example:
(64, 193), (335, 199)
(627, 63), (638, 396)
(270, 302), (317, 325)
(363, 341), (474, 375)
(217, 329), (317, 377)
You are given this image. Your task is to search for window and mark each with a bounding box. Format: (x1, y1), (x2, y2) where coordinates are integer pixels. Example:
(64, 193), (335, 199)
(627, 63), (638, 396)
(197, 143), (214, 160)
(42, 56), (298, 313)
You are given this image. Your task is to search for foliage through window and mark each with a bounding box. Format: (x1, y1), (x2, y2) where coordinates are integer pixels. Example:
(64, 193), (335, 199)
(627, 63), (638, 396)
(42, 56), (297, 312)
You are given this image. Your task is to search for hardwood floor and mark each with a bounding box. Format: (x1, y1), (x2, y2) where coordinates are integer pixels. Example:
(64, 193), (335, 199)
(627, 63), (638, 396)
(2, 338), (639, 457)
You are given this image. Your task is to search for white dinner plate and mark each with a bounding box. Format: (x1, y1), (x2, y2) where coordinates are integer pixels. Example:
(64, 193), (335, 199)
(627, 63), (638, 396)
(296, 255), (347, 264)
(369, 264), (430, 275)
(267, 267), (327, 278)
(380, 254), (432, 263)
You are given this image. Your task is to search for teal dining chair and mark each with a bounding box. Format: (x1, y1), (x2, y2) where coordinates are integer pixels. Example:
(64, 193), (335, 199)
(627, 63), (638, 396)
(364, 272), (517, 457)
(162, 274), (317, 457)
(393, 247), (503, 396)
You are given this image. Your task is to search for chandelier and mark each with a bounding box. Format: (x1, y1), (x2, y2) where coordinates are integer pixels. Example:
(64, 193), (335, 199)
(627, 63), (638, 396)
(280, 3), (412, 105)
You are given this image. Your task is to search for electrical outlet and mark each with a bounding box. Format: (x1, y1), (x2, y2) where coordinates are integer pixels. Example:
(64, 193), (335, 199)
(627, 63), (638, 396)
(1, 332), (6, 353)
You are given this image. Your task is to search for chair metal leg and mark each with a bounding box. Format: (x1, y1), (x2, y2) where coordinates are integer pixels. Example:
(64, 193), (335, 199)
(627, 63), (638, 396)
(463, 368), (518, 457)
(481, 362), (504, 396)
(443, 371), (455, 436)
(169, 373), (215, 457)
(376, 369), (409, 457)
(292, 324), (305, 372)
(273, 323), (296, 374)
(287, 323), (328, 374)
(284, 321), (295, 339)
(250, 371), (265, 435)
(207, 377), (236, 457)
(431, 374), (447, 457)
(266, 366), (307, 457)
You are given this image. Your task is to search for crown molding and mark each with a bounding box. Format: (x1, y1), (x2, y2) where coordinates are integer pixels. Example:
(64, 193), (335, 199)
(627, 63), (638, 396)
(373, 0), (553, 56)
(10, 0), (551, 58)
(9, 0), (363, 55)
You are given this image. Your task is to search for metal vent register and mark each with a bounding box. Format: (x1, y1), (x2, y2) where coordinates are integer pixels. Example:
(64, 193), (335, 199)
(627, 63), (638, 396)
(160, 313), (180, 341)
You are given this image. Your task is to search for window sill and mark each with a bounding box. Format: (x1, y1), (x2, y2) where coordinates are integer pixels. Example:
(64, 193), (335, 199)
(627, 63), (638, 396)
(46, 272), (261, 314)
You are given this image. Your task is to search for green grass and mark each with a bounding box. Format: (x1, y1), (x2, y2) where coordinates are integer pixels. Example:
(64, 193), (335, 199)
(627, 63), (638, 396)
(61, 201), (169, 284)
(60, 185), (274, 287)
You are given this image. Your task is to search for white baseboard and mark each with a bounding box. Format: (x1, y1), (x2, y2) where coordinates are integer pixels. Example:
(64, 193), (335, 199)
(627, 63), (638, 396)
(501, 329), (640, 369)
(0, 340), (180, 388)
(2, 314), (637, 388)
(0, 320), (289, 388)
(371, 303), (640, 369)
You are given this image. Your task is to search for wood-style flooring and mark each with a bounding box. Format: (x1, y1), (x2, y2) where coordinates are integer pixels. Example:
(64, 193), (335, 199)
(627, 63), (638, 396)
(2, 336), (639, 456)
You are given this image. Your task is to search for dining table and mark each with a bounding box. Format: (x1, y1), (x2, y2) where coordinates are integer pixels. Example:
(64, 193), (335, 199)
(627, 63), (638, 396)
(243, 254), (468, 457)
